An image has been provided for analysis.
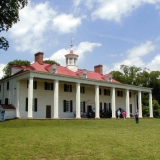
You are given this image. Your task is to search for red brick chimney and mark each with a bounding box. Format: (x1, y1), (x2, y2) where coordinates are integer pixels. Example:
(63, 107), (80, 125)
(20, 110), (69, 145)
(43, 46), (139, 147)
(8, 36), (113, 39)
(35, 52), (44, 65)
(94, 65), (103, 74)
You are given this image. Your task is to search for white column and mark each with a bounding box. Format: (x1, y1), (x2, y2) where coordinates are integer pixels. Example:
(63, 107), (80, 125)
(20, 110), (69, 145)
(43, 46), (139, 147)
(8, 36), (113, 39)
(134, 93), (138, 114)
(28, 76), (33, 118)
(53, 80), (59, 118)
(126, 89), (130, 118)
(111, 87), (116, 118)
(149, 92), (153, 118)
(95, 85), (100, 118)
(138, 91), (142, 118)
(76, 82), (81, 118)
(16, 81), (20, 118)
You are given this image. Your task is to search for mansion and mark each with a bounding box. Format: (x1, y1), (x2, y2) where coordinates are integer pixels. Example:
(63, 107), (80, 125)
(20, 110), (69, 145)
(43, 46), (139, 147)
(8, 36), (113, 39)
(0, 46), (153, 119)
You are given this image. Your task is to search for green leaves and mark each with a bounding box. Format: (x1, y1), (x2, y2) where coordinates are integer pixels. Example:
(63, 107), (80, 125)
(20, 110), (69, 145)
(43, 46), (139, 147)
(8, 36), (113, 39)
(2, 59), (30, 79)
(0, 0), (28, 50)
(0, 37), (9, 51)
(43, 60), (60, 66)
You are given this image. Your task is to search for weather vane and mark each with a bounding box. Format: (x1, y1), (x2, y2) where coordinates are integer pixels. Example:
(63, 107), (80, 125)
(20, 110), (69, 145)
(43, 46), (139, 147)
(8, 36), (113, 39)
(70, 37), (74, 47)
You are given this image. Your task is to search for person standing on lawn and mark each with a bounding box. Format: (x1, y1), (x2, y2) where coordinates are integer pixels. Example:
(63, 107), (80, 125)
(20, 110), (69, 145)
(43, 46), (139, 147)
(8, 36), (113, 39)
(135, 110), (139, 124)
(117, 109), (121, 120)
(122, 110), (126, 120)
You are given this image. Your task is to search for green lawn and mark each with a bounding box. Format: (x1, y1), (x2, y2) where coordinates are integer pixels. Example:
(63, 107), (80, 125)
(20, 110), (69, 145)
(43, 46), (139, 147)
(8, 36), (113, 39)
(0, 118), (160, 160)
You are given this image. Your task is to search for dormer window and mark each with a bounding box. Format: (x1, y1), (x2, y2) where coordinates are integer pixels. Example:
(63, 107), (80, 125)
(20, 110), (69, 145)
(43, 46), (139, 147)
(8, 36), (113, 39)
(51, 64), (57, 73)
(82, 70), (87, 78)
(108, 75), (112, 82)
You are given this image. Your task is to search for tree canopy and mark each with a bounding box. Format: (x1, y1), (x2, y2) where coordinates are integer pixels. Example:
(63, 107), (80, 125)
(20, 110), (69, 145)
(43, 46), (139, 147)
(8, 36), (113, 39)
(111, 64), (160, 117)
(43, 60), (60, 66)
(0, 0), (28, 51)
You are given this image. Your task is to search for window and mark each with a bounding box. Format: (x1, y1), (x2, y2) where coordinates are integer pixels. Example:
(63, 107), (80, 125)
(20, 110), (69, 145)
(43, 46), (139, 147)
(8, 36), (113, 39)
(7, 81), (9, 90)
(82, 70), (87, 78)
(100, 102), (102, 110)
(108, 76), (112, 82)
(25, 98), (28, 111)
(51, 64), (57, 73)
(99, 88), (101, 95)
(63, 100), (73, 112)
(69, 58), (72, 64)
(130, 104), (132, 113)
(117, 90), (123, 97)
(104, 103), (107, 112)
(44, 82), (53, 90)
(74, 58), (77, 65)
(33, 81), (37, 89)
(109, 103), (111, 111)
(104, 89), (110, 96)
(64, 84), (72, 92)
(5, 98), (8, 105)
(80, 101), (85, 112)
(34, 98), (37, 112)
(129, 92), (132, 98)
(80, 86), (85, 93)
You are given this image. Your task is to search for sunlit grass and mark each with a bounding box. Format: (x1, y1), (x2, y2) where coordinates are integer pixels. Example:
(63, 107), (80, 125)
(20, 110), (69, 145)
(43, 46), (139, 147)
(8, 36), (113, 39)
(0, 118), (160, 160)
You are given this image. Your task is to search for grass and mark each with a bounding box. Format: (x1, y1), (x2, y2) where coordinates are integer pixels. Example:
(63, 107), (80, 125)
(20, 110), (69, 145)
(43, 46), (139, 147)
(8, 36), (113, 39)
(0, 118), (160, 160)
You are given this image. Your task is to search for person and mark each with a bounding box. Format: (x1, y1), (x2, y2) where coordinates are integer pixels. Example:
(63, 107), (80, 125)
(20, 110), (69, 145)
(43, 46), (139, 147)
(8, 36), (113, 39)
(116, 109), (118, 118)
(117, 109), (121, 120)
(135, 110), (139, 124)
(122, 110), (126, 120)
(1, 109), (5, 121)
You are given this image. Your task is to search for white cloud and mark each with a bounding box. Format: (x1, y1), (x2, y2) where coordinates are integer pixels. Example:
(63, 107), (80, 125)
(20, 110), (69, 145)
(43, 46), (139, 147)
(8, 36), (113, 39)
(49, 41), (101, 66)
(146, 54), (160, 70)
(9, 1), (83, 53)
(74, 0), (160, 22)
(127, 41), (155, 58)
(103, 41), (155, 73)
(74, 41), (101, 60)
(9, 1), (56, 53)
(0, 64), (6, 79)
(49, 49), (69, 66)
(52, 14), (83, 34)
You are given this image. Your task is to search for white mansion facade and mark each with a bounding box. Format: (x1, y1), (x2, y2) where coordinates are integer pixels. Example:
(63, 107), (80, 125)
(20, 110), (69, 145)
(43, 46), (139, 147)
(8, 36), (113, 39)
(0, 48), (153, 119)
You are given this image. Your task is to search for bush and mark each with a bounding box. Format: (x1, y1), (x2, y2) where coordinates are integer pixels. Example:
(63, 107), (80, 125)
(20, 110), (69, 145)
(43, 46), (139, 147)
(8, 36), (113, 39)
(153, 109), (160, 118)
(142, 106), (149, 117)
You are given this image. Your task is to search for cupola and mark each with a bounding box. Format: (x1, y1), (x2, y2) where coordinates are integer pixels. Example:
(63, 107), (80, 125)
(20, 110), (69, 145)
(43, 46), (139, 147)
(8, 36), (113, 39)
(65, 40), (79, 72)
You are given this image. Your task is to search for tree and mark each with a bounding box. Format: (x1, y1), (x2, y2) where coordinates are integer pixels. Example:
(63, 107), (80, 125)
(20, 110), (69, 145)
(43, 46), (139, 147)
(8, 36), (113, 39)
(43, 60), (60, 66)
(111, 64), (160, 118)
(2, 60), (30, 79)
(110, 65), (142, 85)
(0, 0), (28, 51)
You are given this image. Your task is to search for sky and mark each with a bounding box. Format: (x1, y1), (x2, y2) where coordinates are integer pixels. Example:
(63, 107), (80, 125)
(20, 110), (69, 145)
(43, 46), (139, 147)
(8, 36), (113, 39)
(1, 0), (160, 78)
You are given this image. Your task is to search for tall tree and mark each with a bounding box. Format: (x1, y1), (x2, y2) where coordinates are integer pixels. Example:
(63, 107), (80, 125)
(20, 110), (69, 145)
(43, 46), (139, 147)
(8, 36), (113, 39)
(0, 0), (28, 51)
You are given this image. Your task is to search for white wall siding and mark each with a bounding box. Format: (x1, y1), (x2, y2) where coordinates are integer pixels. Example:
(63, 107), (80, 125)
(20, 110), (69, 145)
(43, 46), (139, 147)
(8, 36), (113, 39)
(0, 110), (16, 120)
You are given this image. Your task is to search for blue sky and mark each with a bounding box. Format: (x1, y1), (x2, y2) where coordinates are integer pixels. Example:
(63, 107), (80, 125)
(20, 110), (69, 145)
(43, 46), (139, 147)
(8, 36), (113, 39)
(1, 0), (160, 78)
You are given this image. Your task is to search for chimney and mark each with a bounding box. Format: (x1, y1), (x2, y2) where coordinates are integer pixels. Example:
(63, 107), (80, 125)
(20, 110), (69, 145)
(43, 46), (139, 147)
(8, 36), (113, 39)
(35, 52), (44, 65)
(94, 65), (103, 74)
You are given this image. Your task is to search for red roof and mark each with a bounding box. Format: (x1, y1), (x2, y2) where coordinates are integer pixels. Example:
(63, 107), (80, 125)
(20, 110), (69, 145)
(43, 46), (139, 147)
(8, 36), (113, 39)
(12, 62), (120, 84)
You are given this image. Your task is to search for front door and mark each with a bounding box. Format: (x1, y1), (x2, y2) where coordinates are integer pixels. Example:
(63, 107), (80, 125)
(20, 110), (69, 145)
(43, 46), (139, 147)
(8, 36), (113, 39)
(46, 105), (51, 118)
(87, 105), (92, 113)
